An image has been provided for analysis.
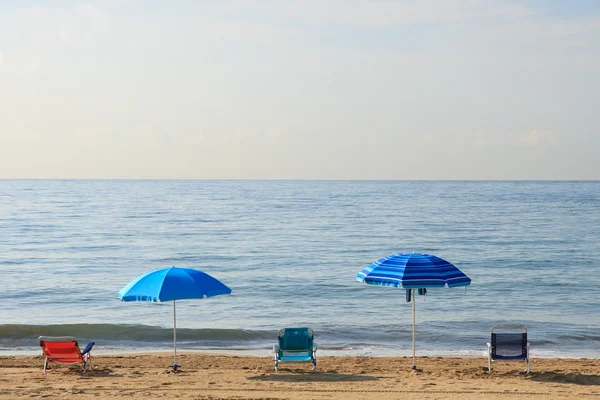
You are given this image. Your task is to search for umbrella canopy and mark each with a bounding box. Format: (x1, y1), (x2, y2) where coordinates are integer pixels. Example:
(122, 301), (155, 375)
(118, 266), (232, 302)
(357, 252), (471, 289)
(357, 252), (470, 369)
(118, 266), (231, 371)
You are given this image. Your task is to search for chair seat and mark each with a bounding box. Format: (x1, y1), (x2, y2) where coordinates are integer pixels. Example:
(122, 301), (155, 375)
(279, 355), (314, 362)
(492, 354), (527, 361)
(46, 356), (85, 363)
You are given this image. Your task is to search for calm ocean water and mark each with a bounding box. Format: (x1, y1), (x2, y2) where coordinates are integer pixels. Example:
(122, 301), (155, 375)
(1, 180), (599, 358)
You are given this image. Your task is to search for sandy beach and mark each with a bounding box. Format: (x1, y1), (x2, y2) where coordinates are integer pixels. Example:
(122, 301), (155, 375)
(1, 353), (598, 399)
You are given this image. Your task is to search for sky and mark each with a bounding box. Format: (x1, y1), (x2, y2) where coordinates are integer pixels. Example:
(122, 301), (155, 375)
(1, 0), (599, 179)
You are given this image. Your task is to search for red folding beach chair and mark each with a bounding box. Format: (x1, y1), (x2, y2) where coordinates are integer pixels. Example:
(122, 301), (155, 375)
(38, 336), (95, 373)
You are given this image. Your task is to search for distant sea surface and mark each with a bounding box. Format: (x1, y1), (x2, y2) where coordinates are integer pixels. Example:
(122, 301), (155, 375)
(1, 180), (599, 358)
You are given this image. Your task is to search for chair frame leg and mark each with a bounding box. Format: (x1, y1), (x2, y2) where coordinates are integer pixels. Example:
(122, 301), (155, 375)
(83, 356), (90, 373)
(488, 359), (531, 375)
(41, 355), (93, 374)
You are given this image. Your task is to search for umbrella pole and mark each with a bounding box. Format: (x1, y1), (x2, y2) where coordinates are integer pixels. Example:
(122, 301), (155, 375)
(173, 300), (178, 371)
(412, 291), (416, 370)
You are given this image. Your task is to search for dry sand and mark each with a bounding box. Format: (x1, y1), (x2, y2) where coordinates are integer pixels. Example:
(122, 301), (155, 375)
(1, 353), (599, 399)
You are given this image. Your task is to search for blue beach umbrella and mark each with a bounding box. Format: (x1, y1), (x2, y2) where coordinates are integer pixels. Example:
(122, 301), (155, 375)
(357, 252), (471, 369)
(118, 266), (231, 371)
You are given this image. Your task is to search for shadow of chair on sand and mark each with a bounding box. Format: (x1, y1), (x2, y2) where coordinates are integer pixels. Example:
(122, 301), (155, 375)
(248, 370), (379, 383)
(76, 367), (123, 378)
(529, 372), (600, 386)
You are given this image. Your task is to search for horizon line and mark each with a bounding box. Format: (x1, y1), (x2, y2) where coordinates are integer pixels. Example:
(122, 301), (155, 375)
(1, 178), (599, 182)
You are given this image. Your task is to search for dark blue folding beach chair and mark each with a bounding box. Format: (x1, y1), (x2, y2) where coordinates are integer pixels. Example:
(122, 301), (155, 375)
(487, 325), (530, 374)
(273, 327), (317, 372)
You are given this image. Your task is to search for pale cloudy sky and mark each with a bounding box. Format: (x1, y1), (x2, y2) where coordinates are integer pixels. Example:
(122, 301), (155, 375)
(1, 0), (599, 179)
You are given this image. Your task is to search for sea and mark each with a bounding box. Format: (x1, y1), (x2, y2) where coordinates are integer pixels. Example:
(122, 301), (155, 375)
(1, 180), (599, 359)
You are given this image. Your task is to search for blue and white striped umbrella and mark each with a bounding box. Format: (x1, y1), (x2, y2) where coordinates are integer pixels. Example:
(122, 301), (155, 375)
(357, 252), (471, 369)
(357, 252), (471, 289)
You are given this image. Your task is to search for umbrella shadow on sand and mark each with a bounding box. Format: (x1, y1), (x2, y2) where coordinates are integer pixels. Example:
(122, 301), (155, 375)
(37, 367), (123, 378)
(529, 372), (600, 386)
(77, 367), (123, 378)
(248, 370), (380, 382)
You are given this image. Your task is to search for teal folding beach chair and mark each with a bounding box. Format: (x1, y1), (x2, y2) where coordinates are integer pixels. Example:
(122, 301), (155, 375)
(487, 325), (530, 374)
(273, 327), (317, 372)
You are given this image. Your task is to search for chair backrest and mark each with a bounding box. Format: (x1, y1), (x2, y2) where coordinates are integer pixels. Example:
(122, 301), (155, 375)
(490, 326), (527, 358)
(278, 328), (314, 351)
(39, 336), (82, 358)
